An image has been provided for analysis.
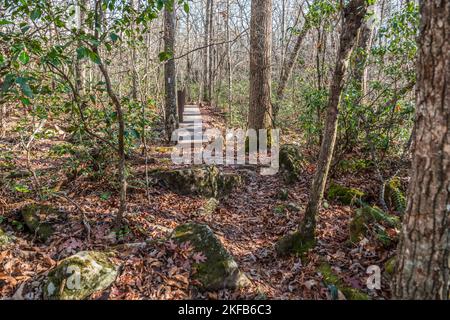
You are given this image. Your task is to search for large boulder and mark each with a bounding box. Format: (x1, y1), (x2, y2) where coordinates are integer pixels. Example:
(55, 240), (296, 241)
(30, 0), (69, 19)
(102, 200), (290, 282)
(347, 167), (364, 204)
(279, 144), (305, 183)
(171, 223), (249, 291)
(153, 166), (241, 197)
(20, 204), (56, 242)
(327, 183), (365, 206)
(44, 251), (119, 300)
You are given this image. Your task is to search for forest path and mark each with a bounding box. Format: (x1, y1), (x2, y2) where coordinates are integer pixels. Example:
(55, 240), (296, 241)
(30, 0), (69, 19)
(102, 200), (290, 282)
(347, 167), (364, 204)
(177, 104), (206, 145)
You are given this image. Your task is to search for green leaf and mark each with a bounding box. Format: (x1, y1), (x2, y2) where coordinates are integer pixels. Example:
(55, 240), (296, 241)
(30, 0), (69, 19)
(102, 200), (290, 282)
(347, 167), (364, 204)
(183, 2), (190, 14)
(88, 50), (101, 64)
(76, 46), (88, 60)
(158, 51), (173, 61)
(13, 183), (30, 193)
(30, 8), (42, 21)
(109, 32), (119, 42)
(16, 77), (34, 98)
(0, 19), (13, 25)
(18, 51), (30, 64)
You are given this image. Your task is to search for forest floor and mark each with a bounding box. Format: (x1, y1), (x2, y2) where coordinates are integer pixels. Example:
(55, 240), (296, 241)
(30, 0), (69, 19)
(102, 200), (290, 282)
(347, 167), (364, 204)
(0, 103), (400, 300)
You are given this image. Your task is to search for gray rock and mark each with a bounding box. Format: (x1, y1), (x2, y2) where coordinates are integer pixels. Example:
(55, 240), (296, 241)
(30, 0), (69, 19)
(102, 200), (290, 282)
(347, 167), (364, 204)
(44, 251), (119, 300)
(171, 223), (249, 291)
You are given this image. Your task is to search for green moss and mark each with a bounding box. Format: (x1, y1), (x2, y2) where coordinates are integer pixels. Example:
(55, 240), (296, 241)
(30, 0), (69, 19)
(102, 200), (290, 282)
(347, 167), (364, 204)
(384, 256), (396, 276)
(153, 166), (241, 198)
(327, 183), (365, 206)
(0, 228), (11, 246)
(319, 262), (369, 300)
(349, 205), (400, 245)
(44, 251), (118, 300)
(171, 223), (249, 291)
(275, 231), (315, 257)
(197, 198), (219, 216)
(279, 144), (305, 183)
(338, 159), (373, 173)
(21, 204), (55, 242)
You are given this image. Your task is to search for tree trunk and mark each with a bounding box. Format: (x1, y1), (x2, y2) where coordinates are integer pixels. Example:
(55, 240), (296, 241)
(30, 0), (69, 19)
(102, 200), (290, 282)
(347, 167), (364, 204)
(203, 0), (212, 102)
(226, 0), (232, 124)
(273, 25), (308, 122)
(248, 0), (273, 131)
(208, 0), (214, 105)
(74, 0), (86, 95)
(393, 0), (449, 300)
(276, 0), (368, 255)
(164, 6), (178, 140)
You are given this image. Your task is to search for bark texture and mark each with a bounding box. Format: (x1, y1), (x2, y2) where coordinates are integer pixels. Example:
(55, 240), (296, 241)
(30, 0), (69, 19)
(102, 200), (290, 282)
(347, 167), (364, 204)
(164, 6), (178, 140)
(248, 0), (273, 130)
(393, 0), (449, 300)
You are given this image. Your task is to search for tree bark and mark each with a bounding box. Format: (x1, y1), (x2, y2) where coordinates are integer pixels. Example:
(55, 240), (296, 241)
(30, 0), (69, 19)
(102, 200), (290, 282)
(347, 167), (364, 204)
(248, 0), (273, 131)
(164, 6), (178, 140)
(203, 0), (212, 102)
(393, 0), (449, 300)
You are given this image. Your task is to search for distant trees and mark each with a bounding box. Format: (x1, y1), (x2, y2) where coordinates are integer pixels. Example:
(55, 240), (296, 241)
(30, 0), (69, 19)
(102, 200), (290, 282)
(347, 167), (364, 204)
(248, 0), (273, 131)
(393, 0), (449, 300)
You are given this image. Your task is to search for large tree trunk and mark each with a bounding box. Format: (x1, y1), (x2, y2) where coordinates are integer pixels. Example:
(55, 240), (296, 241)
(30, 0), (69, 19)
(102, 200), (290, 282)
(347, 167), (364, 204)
(393, 0), (449, 300)
(248, 0), (273, 131)
(164, 6), (178, 140)
(276, 0), (368, 255)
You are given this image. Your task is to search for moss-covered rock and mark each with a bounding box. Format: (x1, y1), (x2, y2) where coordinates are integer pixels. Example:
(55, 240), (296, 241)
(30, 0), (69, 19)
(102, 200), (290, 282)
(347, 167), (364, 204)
(197, 198), (219, 216)
(44, 251), (119, 300)
(217, 172), (242, 195)
(385, 177), (406, 214)
(327, 183), (365, 206)
(153, 166), (241, 198)
(0, 228), (11, 247)
(171, 223), (249, 291)
(318, 262), (369, 300)
(349, 205), (400, 244)
(279, 144), (305, 183)
(21, 204), (55, 242)
(275, 231), (315, 257)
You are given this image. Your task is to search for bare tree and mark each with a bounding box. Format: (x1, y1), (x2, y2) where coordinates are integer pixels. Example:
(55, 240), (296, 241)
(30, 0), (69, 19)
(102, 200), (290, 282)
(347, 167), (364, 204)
(276, 0), (369, 255)
(393, 0), (449, 300)
(164, 5), (178, 140)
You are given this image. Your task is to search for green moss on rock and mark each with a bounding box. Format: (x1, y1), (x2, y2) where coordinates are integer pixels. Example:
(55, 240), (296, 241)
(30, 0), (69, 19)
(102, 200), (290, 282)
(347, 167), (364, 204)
(279, 144), (305, 183)
(0, 228), (11, 246)
(153, 166), (241, 198)
(319, 263), (369, 300)
(21, 204), (55, 242)
(275, 231), (315, 257)
(327, 183), (365, 206)
(44, 251), (118, 300)
(171, 223), (249, 291)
